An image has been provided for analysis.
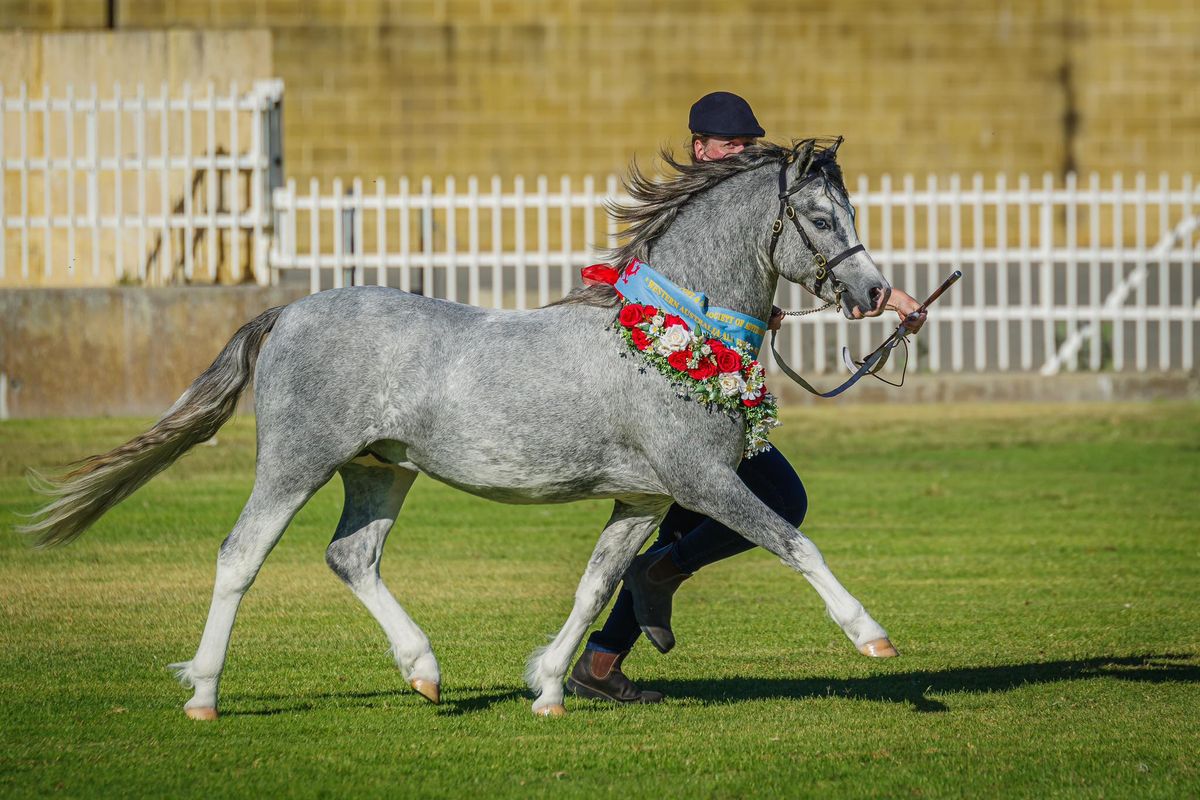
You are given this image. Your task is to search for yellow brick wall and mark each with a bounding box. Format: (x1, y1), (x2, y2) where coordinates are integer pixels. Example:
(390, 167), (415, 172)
(3, 1), (1198, 185)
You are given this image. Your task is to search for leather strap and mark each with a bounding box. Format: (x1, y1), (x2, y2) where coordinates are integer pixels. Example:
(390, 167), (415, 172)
(769, 327), (900, 399)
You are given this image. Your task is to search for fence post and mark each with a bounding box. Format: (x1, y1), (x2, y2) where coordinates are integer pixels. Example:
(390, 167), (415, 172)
(446, 175), (457, 302)
(332, 177), (345, 288)
(158, 81), (171, 285)
(376, 176), (388, 287)
(1, 83), (6, 281)
(66, 83), (77, 280)
(1111, 173), (1124, 370)
(258, 79), (284, 285)
(467, 175), (479, 305)
(308, 176), (320, 293)
(351, 178), (363, 287)
(182, 82), (194, 282)
(1158, 172), (1171, 370)
(491, 175), (502, 308)
(1184, 174), (1195, 371)
(42, 82), (53, 281)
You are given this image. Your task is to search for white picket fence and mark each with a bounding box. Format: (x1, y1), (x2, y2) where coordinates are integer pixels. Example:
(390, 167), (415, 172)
(269, 172), (1200, 376)
(4, 81), (1197, 376)
(0, 80), (282, 286)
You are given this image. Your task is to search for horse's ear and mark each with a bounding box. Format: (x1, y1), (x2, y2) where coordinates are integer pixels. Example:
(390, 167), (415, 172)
(792, 140), (817, 178)
(828, 136), (844, 157)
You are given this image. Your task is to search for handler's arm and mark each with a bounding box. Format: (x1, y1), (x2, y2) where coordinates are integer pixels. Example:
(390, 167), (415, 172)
(887, 289), (927, 333)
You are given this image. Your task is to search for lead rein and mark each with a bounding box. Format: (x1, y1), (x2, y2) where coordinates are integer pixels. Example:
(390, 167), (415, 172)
(770, 270), (962, 397)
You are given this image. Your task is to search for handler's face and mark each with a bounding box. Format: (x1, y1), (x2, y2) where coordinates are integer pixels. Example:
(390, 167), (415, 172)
(694, 136), (756, 162)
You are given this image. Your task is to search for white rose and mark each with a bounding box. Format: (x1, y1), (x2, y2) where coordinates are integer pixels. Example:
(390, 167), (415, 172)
(650, 314), (665, 327)
(718, 372), (745, 397)
(654, 324), (692, 354)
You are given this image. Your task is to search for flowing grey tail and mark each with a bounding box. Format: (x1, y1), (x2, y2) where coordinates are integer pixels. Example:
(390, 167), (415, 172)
(17, 306), (285, 549)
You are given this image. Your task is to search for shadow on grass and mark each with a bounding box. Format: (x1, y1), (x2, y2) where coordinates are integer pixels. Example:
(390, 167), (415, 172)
(224, 687), (525, 717)
(651, 653), (1200, 713)
(220, 653), (1197, 717)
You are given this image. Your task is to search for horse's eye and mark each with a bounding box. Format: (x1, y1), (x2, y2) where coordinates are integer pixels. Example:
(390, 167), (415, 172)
(813, 218), (829, 230)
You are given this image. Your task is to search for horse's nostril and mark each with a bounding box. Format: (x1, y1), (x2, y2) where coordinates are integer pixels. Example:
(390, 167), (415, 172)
(869, 287), (882, 308)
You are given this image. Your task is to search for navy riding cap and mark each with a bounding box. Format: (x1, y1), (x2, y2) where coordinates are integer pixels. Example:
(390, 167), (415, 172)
(688, 92), (765, 138)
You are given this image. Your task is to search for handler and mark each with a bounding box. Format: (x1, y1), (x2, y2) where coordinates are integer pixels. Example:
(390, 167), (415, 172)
(567, 92), (926, 704)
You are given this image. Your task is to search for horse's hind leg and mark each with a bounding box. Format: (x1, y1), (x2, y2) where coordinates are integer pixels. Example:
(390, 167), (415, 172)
(324, 460), (441, 702)
(170, 462), (330, 720)
(526, 497), (669, 716)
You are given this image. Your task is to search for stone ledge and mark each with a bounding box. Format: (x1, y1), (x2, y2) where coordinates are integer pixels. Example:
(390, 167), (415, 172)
(770, 370), (1200, 406)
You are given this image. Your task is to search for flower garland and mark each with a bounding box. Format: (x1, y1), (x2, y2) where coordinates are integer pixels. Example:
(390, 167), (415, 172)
(615, 301), (780, 457)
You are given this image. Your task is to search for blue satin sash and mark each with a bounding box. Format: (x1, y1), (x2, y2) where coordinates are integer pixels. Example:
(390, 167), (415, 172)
(614, 259), (767, 352)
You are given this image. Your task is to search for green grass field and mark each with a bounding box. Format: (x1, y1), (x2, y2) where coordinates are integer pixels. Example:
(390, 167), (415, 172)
(1, 402), (1198, 798)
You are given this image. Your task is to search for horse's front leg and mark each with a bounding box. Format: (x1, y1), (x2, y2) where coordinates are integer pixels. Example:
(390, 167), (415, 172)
(526, 497), (669, 716)
(671, 465), (896, 656)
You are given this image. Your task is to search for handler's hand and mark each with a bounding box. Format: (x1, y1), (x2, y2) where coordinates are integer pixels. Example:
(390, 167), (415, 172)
(888, 289), (926, 333)
(768, 305), (785, 332)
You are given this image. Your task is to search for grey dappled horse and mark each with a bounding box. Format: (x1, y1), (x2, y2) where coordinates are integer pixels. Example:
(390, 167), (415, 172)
(22, 140), (898, 718)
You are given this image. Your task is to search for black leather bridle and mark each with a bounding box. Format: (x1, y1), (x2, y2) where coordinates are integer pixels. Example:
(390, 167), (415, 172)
(767, 138), (866, 304)
(765, 140), (961, 398)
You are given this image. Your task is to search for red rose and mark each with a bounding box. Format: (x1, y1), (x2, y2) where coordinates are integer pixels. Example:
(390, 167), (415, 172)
(705, 338), (726, 351)
(641, 304), (659, 320)
(631, 328), (651, 351)
(619, 305), (645, 328)
(742, 394), (763, 408)
(667, 351), (691, 372)
(663, 314), (688, 330)
(688, 359), (719, 381)
(716, 349), (742, 374)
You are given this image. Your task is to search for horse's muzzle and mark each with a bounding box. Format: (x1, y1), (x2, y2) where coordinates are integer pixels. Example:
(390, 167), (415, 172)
(846, 285), (891, 319)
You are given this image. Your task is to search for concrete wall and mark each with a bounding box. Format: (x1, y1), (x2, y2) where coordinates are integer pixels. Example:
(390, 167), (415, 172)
(0, 286), (305, 417)
(2, 287), (1194, 419)
(3, 0), (1196, 185)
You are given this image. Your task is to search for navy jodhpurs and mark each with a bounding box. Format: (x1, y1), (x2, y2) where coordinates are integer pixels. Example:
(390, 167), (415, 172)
(586, 446), (808, 654)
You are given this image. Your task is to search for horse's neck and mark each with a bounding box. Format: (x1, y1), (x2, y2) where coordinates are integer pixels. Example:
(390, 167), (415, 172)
(646, 181), (778, 322)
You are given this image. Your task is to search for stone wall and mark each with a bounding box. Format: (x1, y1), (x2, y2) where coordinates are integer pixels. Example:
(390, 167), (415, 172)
(2, 287), (1194, 419)
(1, 0), (1197, 185)
(0, 286), (305, 417)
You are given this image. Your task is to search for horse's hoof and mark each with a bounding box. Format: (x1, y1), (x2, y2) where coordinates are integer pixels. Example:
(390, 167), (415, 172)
(858, 638), (899, 658)
(410, 678), (440, 705)
(185, 706), (218, 721)
(534, 704), (566, 718)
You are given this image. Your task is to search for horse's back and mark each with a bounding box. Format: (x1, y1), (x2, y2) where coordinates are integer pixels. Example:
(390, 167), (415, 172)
(250, 287), (625, 466)
(248, 286), (735, 502)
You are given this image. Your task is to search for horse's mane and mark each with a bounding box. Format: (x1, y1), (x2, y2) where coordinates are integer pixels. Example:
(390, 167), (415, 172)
(547, 138), (845, 310)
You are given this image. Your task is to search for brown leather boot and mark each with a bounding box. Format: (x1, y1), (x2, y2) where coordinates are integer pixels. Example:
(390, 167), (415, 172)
(624, 547), (692, 654)
(566, 649), (664, 704)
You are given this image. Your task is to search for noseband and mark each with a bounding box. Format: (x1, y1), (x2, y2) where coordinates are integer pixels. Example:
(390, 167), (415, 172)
(767, 139), (865, 304)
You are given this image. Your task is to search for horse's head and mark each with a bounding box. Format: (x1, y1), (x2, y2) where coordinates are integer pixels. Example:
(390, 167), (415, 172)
(767, 139), (891, 319)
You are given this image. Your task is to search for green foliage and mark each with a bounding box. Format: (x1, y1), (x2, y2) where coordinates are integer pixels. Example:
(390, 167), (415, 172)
(1, 403), (1198, 798)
